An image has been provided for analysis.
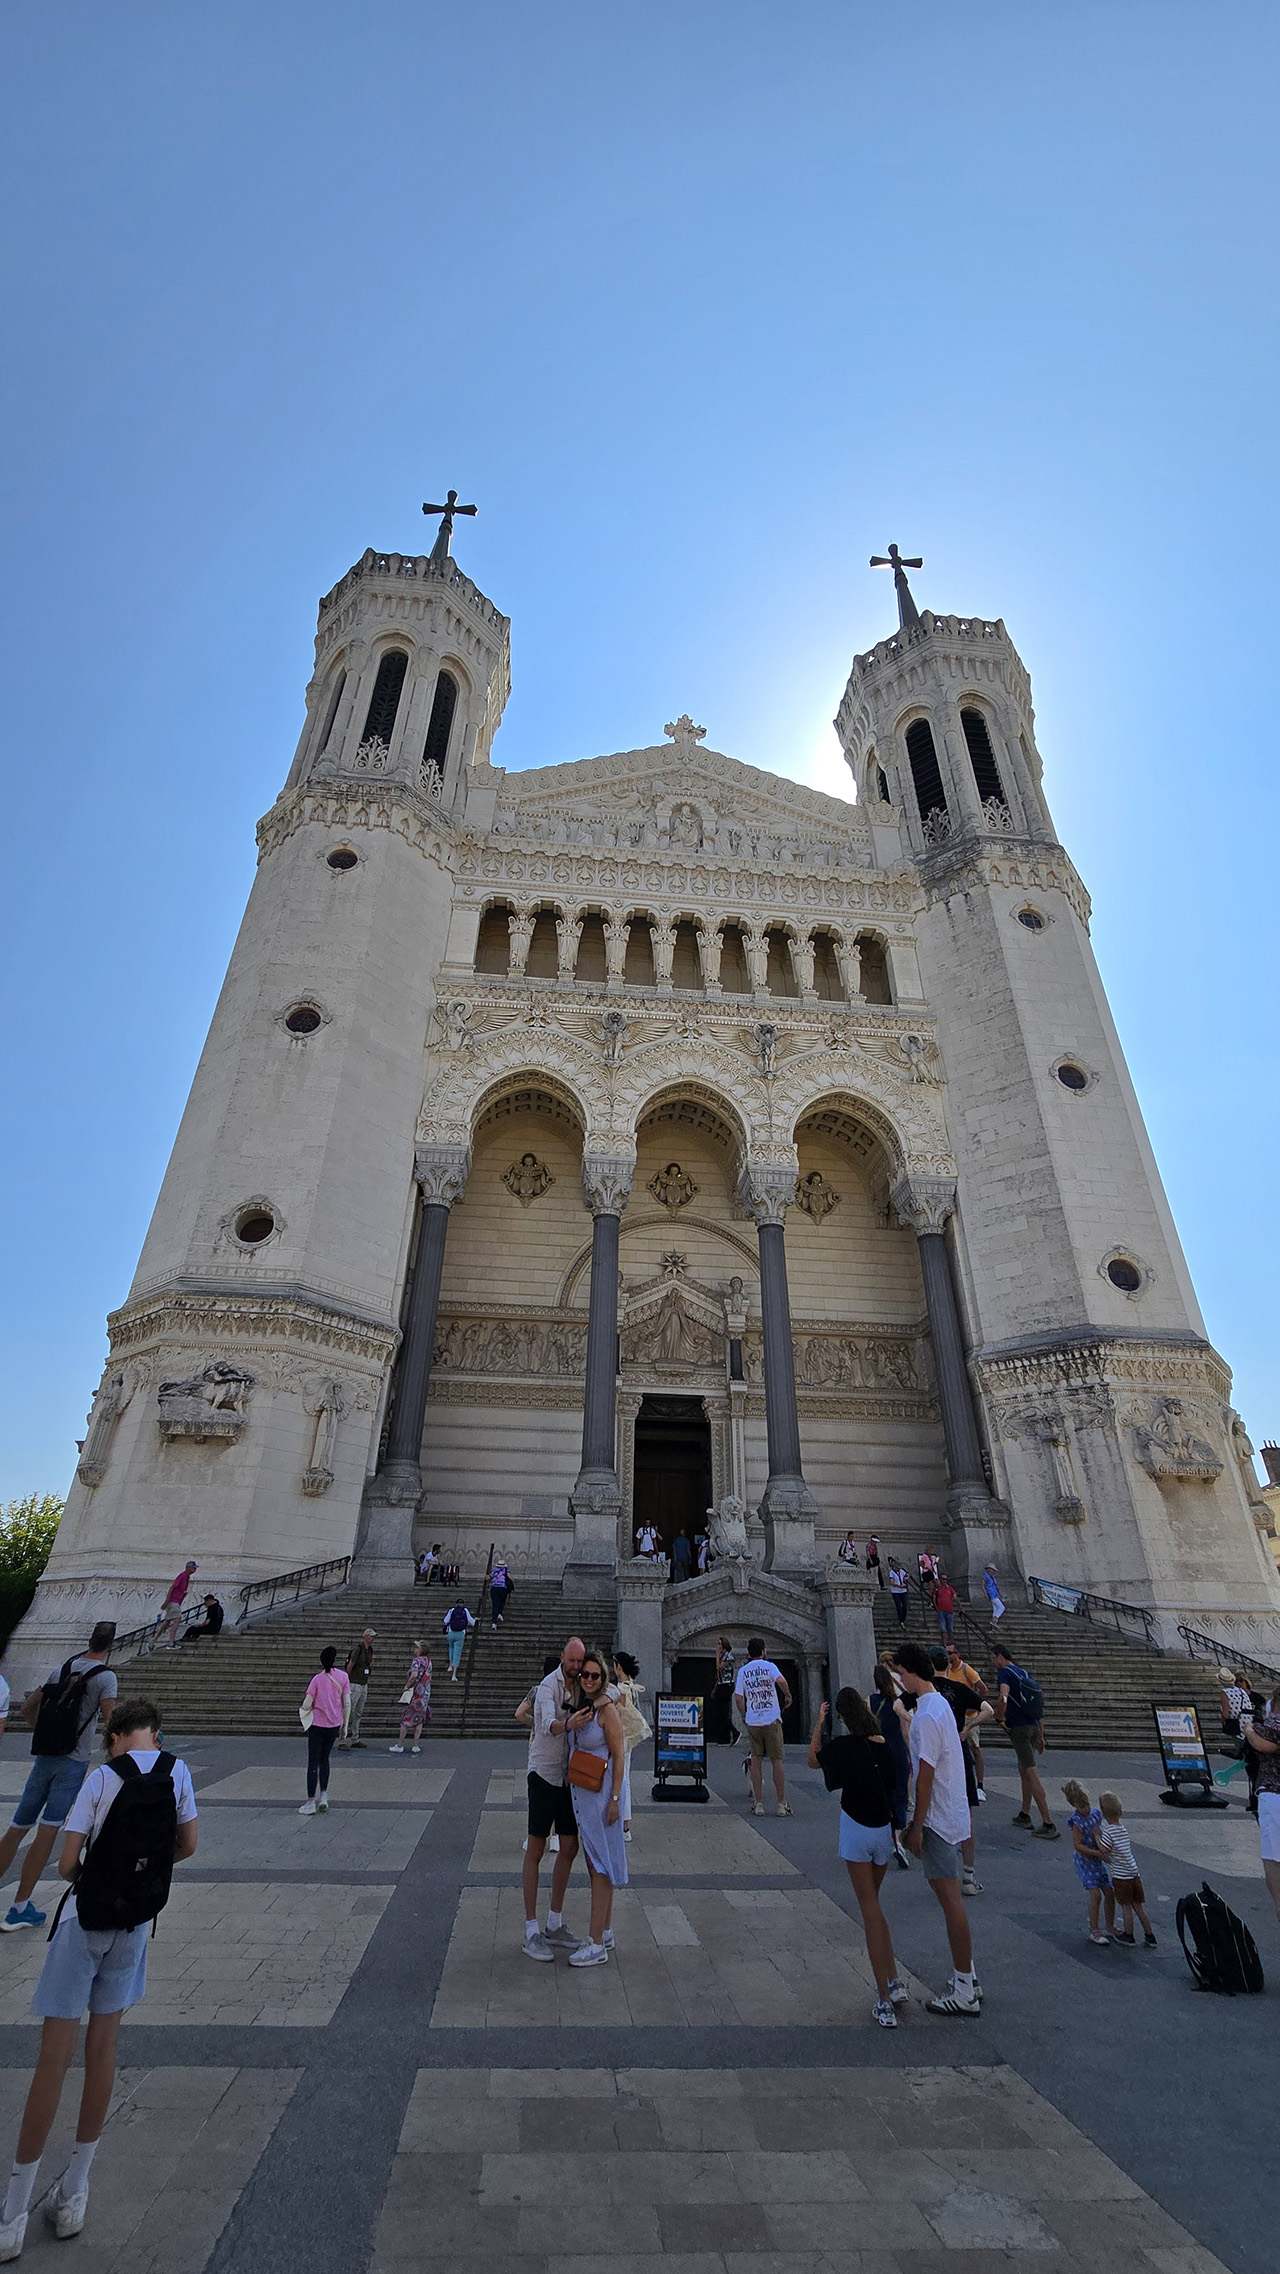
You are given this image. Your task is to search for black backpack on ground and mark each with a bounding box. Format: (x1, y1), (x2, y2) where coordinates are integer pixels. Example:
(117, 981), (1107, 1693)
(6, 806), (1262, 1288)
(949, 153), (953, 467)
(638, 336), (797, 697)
(30, 1657), (99, 1758)
(1176, 1881), (1264, 1995)
(64, 1753), (179, 1936)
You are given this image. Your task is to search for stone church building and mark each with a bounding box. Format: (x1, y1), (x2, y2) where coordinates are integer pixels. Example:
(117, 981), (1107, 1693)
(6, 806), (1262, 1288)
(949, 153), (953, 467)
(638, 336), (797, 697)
(19, 525), (1280, 1690)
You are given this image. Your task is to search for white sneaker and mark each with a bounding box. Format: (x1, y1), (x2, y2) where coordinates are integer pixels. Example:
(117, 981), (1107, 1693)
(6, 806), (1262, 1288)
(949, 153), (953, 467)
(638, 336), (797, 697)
(872, 1996), (897, 2028)
(0, 2208), (26, 2261)
(962, 1874), (982, 1896)
(388, 1743), (405, 1752)
(886, 1976), (910, 2008)
(410, 1745), (421, 1754)
(299, 1800), (318, 1816)
(775, 1802), (793, 1817)
(43, 2180), (88, 2239)
(602, 1928), (615, 1948)
(568, 1940), (609, 1966)
(750, 1800), (765, 1816)
(522, 1931), (556, 1961)
(543, 1924), (582, 1951)
(317, 1797), (329, 1812)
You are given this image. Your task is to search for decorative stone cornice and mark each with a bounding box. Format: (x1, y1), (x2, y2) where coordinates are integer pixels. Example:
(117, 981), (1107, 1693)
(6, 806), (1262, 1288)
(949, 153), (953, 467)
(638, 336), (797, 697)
(917, 842), (1092, 929)
(975, 1330), (1233, 1409)
(890, 1175), (956, 1236)
(106, 1286), (399, 1370)
(256, 780), (455, 866)
(455, 831), (917, 913)
(582, 1153), (635, 1216)
(414, 1143), (471, 1208)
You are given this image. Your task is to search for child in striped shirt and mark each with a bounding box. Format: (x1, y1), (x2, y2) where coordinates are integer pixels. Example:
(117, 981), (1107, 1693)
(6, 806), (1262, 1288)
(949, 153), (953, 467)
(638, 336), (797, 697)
(1096, 1793), (1156, 1947)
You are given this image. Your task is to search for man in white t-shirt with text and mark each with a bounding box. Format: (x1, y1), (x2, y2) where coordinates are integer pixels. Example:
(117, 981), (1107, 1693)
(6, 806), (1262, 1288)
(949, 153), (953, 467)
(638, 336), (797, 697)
(895, 1640), (982, 2018)
(733, 1638), (792, 1817)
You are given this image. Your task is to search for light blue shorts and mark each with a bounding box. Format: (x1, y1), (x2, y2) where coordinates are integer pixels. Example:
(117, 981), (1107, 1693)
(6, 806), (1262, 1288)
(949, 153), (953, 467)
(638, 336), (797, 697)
(13, 1755), (88, 1829)
(30, 1914), (149, 2019)
(838, 1816), (895, 1867)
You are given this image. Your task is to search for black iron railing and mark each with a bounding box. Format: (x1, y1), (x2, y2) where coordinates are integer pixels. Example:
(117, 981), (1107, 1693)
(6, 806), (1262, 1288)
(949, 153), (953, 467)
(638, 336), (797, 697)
(236, 1555), (351, 1623)
(1176, 1622), (1280, 1689)
(1027, 1576), (1158, 1650)
(458, 1541), (495, 1738)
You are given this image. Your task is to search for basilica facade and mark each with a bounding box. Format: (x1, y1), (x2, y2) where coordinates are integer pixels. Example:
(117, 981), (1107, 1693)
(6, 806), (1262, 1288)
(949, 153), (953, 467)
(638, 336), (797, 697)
(19, 531), (1280, 1685)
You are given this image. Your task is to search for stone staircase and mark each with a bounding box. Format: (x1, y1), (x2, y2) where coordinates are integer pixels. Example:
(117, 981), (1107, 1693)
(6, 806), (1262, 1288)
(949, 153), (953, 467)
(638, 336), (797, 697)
(124, 1580), (618, 1739)
(873, 1586), (1229, 1751)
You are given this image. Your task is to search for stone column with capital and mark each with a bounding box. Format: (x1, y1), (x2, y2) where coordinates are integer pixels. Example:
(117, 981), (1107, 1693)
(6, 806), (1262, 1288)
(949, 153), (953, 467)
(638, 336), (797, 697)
(356, 1143), (470, 1585)
(891, 1173), (1008, 1589)
(738, 1163), (818, 1578)
(566, 1152), (634, 1595)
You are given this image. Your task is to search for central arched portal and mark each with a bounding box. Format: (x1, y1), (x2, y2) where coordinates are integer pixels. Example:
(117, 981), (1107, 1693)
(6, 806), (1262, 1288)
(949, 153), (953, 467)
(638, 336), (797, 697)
(632, 1395), (712, 1560)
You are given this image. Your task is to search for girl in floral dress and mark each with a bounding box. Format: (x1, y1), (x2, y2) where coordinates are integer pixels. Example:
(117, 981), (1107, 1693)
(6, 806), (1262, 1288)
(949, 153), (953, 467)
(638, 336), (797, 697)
(1062, 1778), (1116, 1944)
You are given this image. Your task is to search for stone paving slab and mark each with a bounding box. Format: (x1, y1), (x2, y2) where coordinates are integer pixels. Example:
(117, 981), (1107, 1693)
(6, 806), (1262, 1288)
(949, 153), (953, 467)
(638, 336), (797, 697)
(198, 1763), (455, 1804)
(373, 2066), (1232, 2273)
(176, 1803), (431, 1872)
(0, 2064), (297, 2270)
(483, 1771), (728, 1811)
(432, 1886), (929, 2029)
(468, 1808), (793, 1877)
(979, 1773), (1262, 1877)
(0, 1880), (392, 2026)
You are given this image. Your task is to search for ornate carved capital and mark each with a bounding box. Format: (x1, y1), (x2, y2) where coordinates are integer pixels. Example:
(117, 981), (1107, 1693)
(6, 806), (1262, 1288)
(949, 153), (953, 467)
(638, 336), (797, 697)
(414, 1144), (471, 1208)
(891, 1175), (956, 1236)
(582, 1153), (634, 1217)
(737, 1162), (797, 1228)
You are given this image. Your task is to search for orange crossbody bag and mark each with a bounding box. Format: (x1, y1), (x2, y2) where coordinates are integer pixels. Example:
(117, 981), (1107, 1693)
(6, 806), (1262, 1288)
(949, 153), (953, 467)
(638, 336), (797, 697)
(566, 1748), (608, 1791)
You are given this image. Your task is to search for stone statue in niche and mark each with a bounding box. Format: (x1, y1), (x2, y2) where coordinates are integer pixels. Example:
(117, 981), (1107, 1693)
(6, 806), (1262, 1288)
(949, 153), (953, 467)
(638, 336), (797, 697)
(601, 1009), (627, 1066)
(157, 1362), (254, 1443)
(1036, 1415), (1087, 1524)
(648, 1162), (698, 1213)
(794, 1170), (840, 1222)
(503, 1153), (554, 1206)
(301, 1381), (346, 1497)
(77, 1370), (134, 1489)
(669, 803), (704, 849)
(1133, 1398), (1222, 1481)
(753, 1021), (778, 1079)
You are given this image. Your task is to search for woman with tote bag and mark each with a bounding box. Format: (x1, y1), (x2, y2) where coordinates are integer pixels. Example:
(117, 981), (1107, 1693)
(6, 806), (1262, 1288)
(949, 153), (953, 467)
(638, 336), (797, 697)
(299, 1647), (350, 1815)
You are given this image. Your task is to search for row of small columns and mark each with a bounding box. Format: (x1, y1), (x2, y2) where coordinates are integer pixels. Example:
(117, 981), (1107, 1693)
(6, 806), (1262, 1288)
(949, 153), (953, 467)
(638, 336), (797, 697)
(373, 1150), (998, 1582)
(503, 907), (867, 999)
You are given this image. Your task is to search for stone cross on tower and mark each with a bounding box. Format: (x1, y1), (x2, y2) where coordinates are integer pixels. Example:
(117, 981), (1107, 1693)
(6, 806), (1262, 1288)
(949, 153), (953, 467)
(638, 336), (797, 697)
(870, 543), (923, 628)
(422, 489), (477, 565)
(664, 714), (706, 748)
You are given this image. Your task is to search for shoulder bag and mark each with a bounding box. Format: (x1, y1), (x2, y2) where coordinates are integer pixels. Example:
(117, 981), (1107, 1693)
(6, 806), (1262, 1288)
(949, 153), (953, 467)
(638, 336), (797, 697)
(567, 1747), (607, 1791)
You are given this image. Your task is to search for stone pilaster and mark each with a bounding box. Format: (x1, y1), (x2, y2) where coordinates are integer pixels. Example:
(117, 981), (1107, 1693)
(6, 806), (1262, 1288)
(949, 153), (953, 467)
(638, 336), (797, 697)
(738, 1162), (818, 1578)
(614, 1555), (668, 1716)
(566, 1153), (634, 1596)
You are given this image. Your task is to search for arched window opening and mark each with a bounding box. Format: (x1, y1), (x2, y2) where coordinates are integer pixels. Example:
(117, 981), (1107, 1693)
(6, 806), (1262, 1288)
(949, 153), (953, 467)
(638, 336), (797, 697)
(718, 923), (751, 995)
(422, 670), (459, 781)
(575, 912), (608, 983)
(856, 933), (892, 1004)
(475, 904), (512, 975)
(875, 766), (891, 803)
(319, 670), (347, 753)
(765, 927), (798, 998)
(361, 650), (409, 748)
(961, 708), (1006, 807)
(672, 920), (702, 990)
(526, 909), (559, 979)
(623, 917), (656, 986)
(813, 933), (844, 1002)
(904, 718), (949, 840)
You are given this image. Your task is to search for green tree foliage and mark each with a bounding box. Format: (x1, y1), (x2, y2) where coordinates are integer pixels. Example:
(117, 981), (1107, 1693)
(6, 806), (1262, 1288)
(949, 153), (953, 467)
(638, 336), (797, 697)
(0, 1494), (64, 1645)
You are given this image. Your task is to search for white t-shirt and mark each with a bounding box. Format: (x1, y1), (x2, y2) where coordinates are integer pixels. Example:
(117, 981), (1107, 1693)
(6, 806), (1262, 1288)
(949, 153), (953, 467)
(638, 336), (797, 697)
(0, 1674), (10, 1722)
(735, 1658), (785, 1727)
(63, 1749), (197, 1847)
(908, 1690), (971, 1845)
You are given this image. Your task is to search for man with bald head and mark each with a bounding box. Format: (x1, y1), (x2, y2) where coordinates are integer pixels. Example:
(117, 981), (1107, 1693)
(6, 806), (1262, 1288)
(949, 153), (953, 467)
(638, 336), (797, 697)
(522, 1635), (587, 1959)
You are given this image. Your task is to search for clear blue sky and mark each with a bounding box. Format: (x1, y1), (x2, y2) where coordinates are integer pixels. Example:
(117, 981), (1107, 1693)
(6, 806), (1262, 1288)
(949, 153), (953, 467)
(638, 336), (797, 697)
(2, 2), (1278, 1500)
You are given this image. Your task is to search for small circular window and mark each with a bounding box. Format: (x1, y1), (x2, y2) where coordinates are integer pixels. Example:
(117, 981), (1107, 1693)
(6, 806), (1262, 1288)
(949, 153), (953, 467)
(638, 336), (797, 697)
(1106, 1256), (1142, 1293)
(284, 1004), (323, 1035)
(1017, 906), (1046, 931)
(235, 1208), (276, 1245)
(327, 847), (358, 871)
(1056, 1061), (1090, 1092)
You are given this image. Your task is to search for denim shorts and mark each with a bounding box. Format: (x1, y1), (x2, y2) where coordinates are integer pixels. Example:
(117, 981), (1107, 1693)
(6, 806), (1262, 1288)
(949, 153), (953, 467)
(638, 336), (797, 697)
(838, 1815), (895, 1867)
(13, 1755), (88, 1829)
(31, 1915), (149, 2018)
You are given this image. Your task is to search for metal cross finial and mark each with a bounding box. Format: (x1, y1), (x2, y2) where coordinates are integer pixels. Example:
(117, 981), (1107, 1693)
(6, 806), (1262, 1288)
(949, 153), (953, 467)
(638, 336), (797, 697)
(422, 488), (477, 565)
(870, 543), (924, 628)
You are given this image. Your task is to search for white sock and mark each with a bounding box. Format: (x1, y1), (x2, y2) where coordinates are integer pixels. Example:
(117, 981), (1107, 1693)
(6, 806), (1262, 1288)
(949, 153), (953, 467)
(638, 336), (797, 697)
(955, 1968), (976, 1994)
(602, 1928), (615, 1947)
(524, 1919), (539, 1941)
(3, 2159), (40, 2224)
(545, 1910), (563, 1933)
(61, 2139), (97, 2196)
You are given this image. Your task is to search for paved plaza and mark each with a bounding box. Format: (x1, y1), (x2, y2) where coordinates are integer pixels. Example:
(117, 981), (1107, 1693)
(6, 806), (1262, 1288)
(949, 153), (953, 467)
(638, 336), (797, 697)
(0, 1733), (1272, 2274)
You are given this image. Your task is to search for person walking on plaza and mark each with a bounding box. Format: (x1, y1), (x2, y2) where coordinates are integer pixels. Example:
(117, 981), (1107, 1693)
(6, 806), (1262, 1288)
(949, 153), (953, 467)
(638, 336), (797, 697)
(932, 1573), (958, 1638)
(565, 1649), (627, 1966)
(0, 1624), (118, 1935)
(734, 1639), (792, 1817)
(389, 1642), (432, 1753)
(1095, 1793), (1156, 1946)
(993, 1644), (1060, 1837)
(809, 1692), (907, 2027)
(489, 1561), (512, 1629)
(866, 1534), (884, 1587)
(982, 1564), (1006, 1623)
(147, 1560), (198, 1652)
(299, 1647), (349, 1815)
(888, 1562), (910, 1627)
(1062, 1780), (1117, 1944)
(522, 1637), (586, 1960)
(870, 1660), (912, 1869)
(339, 1630), (375, 1748)
(944, 1639), (990, 1799)
(0, 1664), (9, 1746)
(1244, 1695), (1280, 1923)
(0, 1698), (198, 2260)
(894, 1640), (982, 2016)
(611, 1650), (649, 1841)
(443, 1599), (475, 1681)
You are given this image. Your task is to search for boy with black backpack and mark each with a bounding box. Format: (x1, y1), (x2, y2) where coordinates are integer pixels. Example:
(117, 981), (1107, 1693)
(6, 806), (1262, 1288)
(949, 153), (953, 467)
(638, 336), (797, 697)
(0, 1698), (197, 2260)
(0, 1623), (118, 1935)
(992, 1644), (1060, 1839)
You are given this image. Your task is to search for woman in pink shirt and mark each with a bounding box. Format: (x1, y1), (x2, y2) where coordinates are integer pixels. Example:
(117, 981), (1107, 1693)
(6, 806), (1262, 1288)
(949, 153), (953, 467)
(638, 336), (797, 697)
(300, 1647), (350, 1816)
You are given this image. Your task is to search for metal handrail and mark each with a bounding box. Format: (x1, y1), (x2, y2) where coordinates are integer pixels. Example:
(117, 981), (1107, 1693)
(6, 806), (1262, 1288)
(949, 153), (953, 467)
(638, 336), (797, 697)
(1027, 1576), (1158, 1650)
(458, 1541), (494, 1738)
(236, 1555), (351, 1624)
(1176, 1622), (1280, 1689)
(893, 1568), (994, 1664)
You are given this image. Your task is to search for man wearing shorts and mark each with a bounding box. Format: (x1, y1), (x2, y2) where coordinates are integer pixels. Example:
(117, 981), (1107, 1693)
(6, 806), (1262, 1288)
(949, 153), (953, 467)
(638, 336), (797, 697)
(522, 1636), (586, 1960)
(992, 1644), (1060, 1838)
(734, 1639), (792, 1817)
(895, 1640), (982, 2016)
(0, 1624), (117, 1935)
(1244, 1697), (1280, 1924)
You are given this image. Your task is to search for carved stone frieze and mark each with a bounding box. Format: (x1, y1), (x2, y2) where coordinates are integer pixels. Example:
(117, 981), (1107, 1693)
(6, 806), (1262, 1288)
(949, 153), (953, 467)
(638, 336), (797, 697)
(742, 1330), (930, 1398)
(106, 1289), (399, 1372)
(432, 1316), (587, 1378)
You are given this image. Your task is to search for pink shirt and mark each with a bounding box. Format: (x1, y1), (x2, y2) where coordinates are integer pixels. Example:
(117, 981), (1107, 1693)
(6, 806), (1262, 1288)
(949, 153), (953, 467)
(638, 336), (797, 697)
(166, 1569), (192, 1607)
(306, 1669), (350, 1728)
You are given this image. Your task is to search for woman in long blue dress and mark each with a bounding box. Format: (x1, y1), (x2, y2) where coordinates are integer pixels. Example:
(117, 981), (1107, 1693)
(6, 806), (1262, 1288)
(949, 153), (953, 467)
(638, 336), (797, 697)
(566, 1649), (627, 1967)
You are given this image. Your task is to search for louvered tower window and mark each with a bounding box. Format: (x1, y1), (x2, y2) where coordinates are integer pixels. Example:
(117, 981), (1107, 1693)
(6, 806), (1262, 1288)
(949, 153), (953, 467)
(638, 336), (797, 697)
(422, 671), (459, 778)
(361, 650), (408, 746)
(904, 719), (949, 839)
(961, 709), (1006, 805)
(319, 669), (346, 752)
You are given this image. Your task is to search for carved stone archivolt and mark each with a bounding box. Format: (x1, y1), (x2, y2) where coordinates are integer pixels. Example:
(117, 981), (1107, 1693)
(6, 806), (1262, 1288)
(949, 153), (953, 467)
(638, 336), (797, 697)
(502, 1153), (554, 1206)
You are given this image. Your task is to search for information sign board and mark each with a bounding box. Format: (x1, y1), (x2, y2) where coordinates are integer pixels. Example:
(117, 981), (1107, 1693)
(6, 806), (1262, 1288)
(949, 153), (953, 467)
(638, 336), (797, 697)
(1152, 1703), (1212, 1791)
(652, 1692), (708, 1800)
